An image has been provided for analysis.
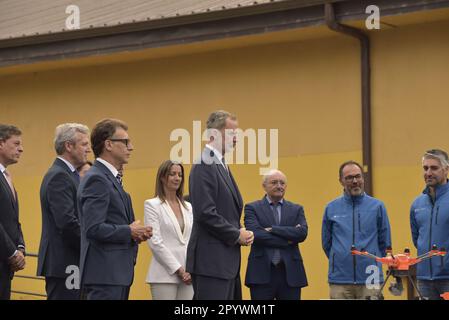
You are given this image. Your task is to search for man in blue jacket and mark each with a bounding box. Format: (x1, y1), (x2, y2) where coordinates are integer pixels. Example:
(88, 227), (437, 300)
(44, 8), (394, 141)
(410, 149), (449, 300)
(322, 161), (391, 299)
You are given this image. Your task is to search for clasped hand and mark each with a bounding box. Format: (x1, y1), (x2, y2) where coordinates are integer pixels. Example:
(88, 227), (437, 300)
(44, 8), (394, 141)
(239, 228), (254, 246)
(8, 250), (25, 272)
(130, 220), (153, 243)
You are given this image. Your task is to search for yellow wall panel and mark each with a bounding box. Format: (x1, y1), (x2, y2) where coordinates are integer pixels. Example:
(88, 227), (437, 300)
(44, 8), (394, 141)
(4, 15), (449, 300)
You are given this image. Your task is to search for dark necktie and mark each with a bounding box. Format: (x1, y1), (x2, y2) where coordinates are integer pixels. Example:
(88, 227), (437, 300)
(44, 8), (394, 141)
(73, 170), (80, 184)
(116, 172), (123, 187)
(221, 157), (229, 174)
(271, 203), (281, 265)
(271, 203), (281, 225)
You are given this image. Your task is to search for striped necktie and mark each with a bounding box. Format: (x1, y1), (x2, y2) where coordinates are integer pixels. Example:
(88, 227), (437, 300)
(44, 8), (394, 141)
(116, 172), (123, 187)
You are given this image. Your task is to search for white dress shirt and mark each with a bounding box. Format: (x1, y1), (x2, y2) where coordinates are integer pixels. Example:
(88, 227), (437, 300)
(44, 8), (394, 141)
(96, 158), (119, 178)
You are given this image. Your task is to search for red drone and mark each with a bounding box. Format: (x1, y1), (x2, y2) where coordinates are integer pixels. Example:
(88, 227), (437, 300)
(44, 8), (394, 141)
(351, 244), (446, 299)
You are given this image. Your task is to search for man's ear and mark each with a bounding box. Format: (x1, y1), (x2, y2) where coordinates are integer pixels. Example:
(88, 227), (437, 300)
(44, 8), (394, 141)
(104, 140), (113, 151)
(65, 141), (73, 152)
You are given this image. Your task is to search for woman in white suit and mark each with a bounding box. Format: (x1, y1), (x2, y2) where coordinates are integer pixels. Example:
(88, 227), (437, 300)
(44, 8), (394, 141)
(144, 160), (194, 300)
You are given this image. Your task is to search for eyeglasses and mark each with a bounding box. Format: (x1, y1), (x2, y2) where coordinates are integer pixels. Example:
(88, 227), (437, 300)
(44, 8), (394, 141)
(109, 138), (132, 148)
(343, 174), (363, 182)
(268, 180), (286, 186)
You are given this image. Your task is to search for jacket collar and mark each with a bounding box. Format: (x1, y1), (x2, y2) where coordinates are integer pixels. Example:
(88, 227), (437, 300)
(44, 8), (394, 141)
(94, 160), (131, 221)
(160, 198), (189, 244)
(423, 180), (449, 200)
(96, 157), (119, 178)
(265, 195), (284, 206)
(56, 156), (76, 173)
(343, 191), (366, 204)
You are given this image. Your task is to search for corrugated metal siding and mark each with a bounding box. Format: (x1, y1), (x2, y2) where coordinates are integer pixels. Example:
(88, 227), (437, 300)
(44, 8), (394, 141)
(0, 0), (299, 40)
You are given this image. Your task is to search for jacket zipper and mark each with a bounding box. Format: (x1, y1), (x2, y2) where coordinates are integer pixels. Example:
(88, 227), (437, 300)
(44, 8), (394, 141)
(429, 199), (435, 279)
(358, 212), (361, 231)
(352, 199), (356, 284)
(435, 206), (439, 225)
(332, 253), (335, 273)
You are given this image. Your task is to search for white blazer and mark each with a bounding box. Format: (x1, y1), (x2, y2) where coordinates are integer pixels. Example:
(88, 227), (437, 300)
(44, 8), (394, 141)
(144, 197), (193, 283)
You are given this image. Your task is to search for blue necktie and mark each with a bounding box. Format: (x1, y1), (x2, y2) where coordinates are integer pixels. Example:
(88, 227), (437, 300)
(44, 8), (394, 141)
(73, 170), (80, 184)
(271, 203), (281, 265)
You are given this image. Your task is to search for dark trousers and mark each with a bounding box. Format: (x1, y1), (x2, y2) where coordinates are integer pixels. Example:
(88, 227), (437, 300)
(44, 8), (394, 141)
(81, 284), (130, 300)
(0, 266), (12, 300)
(193, 274), (242, 300)
(45, 277), (80, 300)
(418, 279), (449, 300)
(249, 262), (301, 300)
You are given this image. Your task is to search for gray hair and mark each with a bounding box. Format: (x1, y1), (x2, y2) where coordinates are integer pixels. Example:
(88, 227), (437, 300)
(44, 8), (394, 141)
(423, 149), (449, 168)
(262, 169), (287, 184)
(206, 110), (237, 130)
(54, 123), (89, 155)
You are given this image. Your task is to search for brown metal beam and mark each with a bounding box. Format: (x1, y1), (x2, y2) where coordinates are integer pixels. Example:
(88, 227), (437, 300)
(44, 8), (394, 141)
(1, 0), (449, 67)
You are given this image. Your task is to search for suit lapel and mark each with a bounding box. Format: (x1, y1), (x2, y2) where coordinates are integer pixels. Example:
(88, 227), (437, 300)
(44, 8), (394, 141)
(260, 197), (277, 226)
(95, 161), (131, 222)
(216, 161), (242, 209)
(201, 147), (242, 210)
(279, 201), (288, 225)
(228, 168), (243, 209)
(0, 172), (17, 210)
(161, 201), (185, 244)
(54, 158), (79, 186)
(180, 203), (190, 240)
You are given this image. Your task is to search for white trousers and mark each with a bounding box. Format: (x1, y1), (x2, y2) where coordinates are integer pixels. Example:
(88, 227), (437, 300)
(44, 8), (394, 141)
(149, 282), (194, 300)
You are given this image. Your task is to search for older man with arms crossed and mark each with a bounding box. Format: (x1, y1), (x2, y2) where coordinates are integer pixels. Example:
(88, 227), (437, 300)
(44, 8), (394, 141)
(245, 169), (308, 300)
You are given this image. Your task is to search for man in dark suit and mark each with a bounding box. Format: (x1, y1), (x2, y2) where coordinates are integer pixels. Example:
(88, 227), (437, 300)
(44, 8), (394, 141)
(0, 124), (25, 300)
(187, 110), (254, 300)
(37, 123), (91, 299)
(77, 118), (152, 300)
(244, 169), (308, 300)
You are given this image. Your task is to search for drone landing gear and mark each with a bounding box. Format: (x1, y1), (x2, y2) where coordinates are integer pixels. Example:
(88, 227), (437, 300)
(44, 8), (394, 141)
(377, 269), (424, 300)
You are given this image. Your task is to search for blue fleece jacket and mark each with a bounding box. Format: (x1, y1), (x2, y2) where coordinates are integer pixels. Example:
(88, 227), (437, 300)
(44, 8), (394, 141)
(411, 182), (449, 280)
(322, 193), (392, 284)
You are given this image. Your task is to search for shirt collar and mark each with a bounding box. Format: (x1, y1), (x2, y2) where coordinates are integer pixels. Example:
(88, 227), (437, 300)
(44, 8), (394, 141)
(96, 158), (119, 178)
(0, 163), (5, 174)
(57, 156), (76, 172)
(205, 144), (225, 167)
(265, 195), (284, 206)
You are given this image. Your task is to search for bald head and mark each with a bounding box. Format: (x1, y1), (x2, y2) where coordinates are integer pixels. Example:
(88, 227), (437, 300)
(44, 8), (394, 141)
(263, 169), (287, 203)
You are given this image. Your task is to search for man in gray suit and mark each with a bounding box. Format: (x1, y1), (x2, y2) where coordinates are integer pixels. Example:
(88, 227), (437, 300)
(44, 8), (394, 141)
(37, 123), (91, 299)
(77, 118), (152, 300)
(187, 110), (254, 300)
(0, 124), (25, 300)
